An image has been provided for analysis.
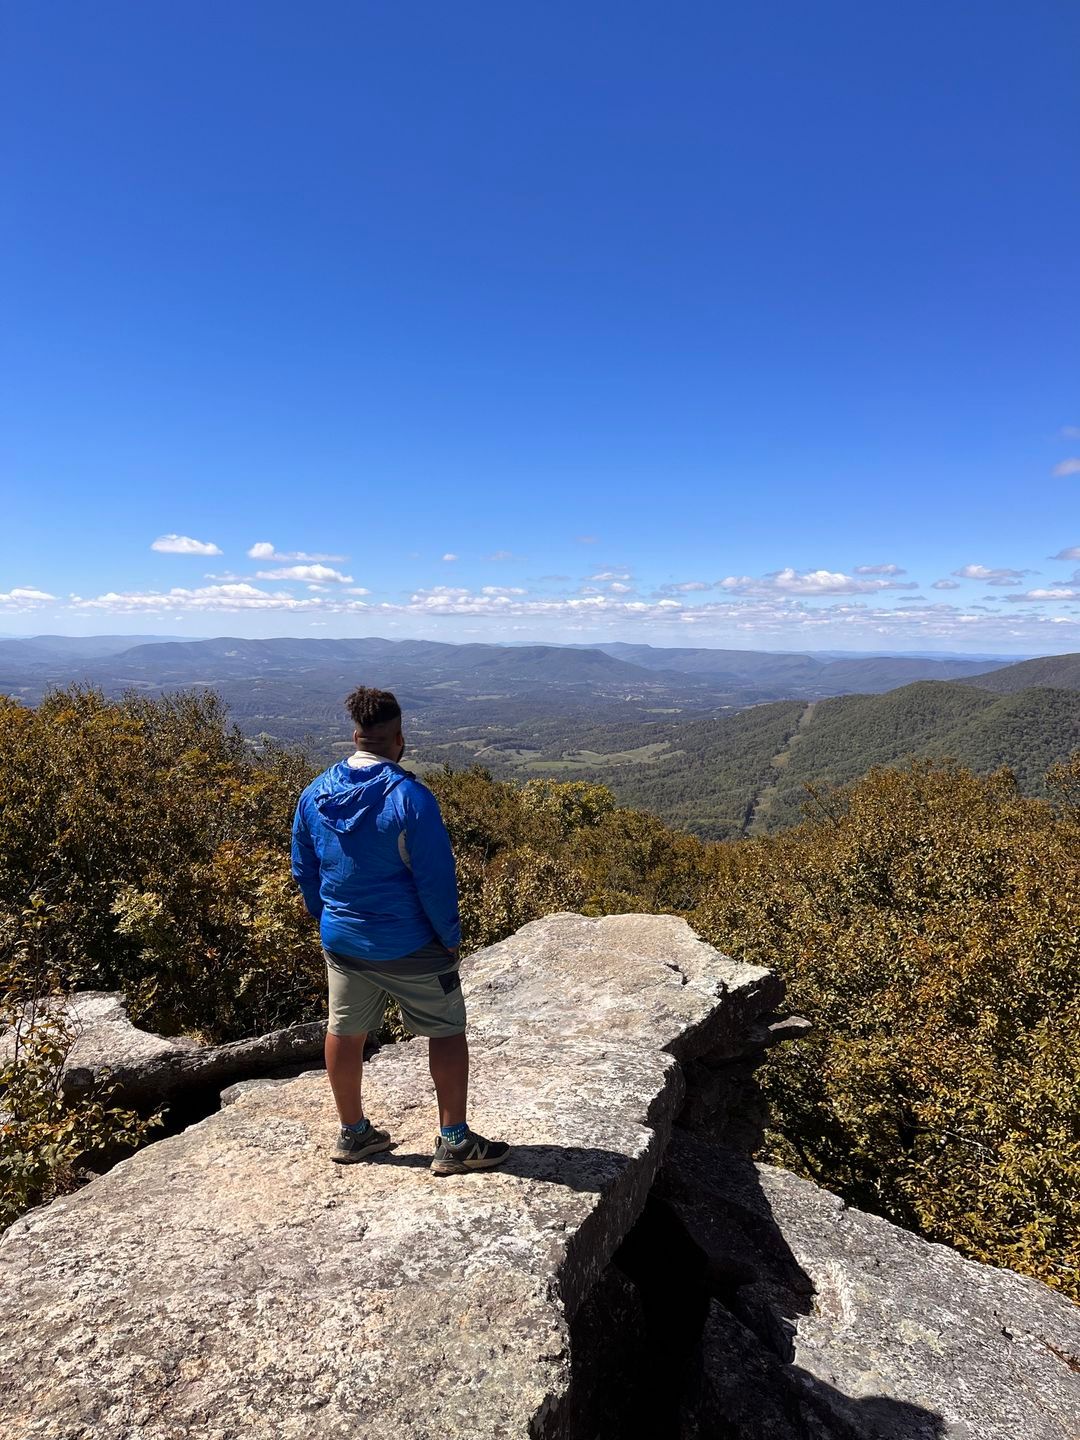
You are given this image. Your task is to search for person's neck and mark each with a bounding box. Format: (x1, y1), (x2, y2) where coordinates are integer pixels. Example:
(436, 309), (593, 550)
(348, 746), (398, 767)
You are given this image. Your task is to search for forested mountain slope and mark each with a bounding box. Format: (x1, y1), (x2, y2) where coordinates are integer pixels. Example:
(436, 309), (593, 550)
(589, 681), (1080, 836)
(577, 700), (807, 838)
(760, 681), (1080, 829)
(959, 651), (1080, 693)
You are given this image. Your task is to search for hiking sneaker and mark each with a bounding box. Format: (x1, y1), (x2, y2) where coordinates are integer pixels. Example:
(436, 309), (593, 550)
(331, 1121), (392, 1163)
(430, 1130), (511, 1176)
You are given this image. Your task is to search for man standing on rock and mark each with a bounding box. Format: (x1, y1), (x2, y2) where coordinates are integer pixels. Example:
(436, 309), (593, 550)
(291, 686), (510, 1174)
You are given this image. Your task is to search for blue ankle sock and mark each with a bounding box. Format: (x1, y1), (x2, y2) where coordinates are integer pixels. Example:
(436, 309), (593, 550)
(343, 1117), (371, 1136)
(441, 1121), (468, 1146)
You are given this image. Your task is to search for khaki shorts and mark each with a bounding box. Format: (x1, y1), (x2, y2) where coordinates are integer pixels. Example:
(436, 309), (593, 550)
(325, 951), (467, 1038)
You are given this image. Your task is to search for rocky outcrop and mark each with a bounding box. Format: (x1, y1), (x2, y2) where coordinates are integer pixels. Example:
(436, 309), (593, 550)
(661, 1134), (1080, 1440)
(0, 989), (198, 1079)
(2, 913), (1076, 1440)
(0, 989), (327, 1110)
(0, 913), (781, 1439)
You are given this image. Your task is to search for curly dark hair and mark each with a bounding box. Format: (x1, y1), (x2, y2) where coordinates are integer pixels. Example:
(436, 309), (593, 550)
(345, 686), (402, 732)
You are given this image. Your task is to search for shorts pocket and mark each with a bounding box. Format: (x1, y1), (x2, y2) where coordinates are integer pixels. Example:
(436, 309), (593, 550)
(437, 970), (462, 995)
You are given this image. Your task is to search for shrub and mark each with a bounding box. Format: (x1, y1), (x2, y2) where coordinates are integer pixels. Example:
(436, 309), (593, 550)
(1, 902), (159, 1226)
(0, 687), (323, 1042)
(519, 778), (617, 835)
(427, 768), (702, 945)
(691, 759), (1080, 1298)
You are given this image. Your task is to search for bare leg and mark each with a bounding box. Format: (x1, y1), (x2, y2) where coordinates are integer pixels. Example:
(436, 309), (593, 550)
(325, 1032), (366, 1126)
(428, 1033), (469, 1129)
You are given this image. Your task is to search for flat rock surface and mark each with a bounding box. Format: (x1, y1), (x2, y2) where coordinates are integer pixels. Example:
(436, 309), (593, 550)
(0, 913), (775, 1440)
(664, 1135), (1080, 1440)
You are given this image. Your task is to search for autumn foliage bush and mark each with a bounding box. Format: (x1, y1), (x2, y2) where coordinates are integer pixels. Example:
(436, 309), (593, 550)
(691, 757), (1080, 1299)
(0, 687), (323, 1042)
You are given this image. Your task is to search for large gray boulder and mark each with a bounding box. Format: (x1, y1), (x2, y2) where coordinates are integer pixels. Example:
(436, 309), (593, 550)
(663, 1134), (1080, 1440)
(0, 989), (198, 1078)
(0, 989), (326, 1110)
(0, 913), (781, 1440)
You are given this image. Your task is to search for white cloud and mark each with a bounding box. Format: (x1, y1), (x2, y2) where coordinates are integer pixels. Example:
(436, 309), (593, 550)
(659, 580), (713, 594)
(247, 541), (347, 562)
(254, 564), (354, 584)
(442, 553), (458, 563)
(45, 581), (1080, 645)
(151, 534), (222, 556)
(853, 563), (907, 576)
(590, 571), (632, 582)
(346, 587), (371, 596)
(665, 597), (1080, 645)
(1050, 546), (1080, 562)
(0, 586), (56, 607)
(1052, 458), (1080, 477)
(608, 582), (632, 594)
(69, 583), (369, 614)
(719, 567), (918, 597)
(401, 587), (676, 617)
(931, 579), (960, 590)
(1004, 587), (1080, 603)
(951, 563), (1031, 587)
(480, 586), (527, 596)
(484, 550), (515, 562)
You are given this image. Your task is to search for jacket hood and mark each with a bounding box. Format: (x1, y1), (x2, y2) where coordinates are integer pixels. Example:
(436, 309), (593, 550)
(312, 759), (407, 834)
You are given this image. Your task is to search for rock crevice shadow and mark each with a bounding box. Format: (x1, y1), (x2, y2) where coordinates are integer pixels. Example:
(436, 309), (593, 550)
(551, 1039), (1079, 1440)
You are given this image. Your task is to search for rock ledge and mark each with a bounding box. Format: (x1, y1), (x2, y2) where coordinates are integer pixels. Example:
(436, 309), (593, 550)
(0, 912), (780, 1440)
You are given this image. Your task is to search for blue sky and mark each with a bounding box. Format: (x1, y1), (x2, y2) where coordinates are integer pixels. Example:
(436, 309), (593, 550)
(2, 2), (1078, 653)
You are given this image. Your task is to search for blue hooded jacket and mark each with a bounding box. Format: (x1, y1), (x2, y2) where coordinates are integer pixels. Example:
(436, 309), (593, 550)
(291, 758), (461, 961)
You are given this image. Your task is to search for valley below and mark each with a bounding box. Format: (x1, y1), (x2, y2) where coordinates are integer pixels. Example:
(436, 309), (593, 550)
(2, 634), (1078, 839)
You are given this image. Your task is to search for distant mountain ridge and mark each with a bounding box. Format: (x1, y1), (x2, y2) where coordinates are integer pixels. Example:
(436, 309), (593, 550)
(0, 632), (1022, 698)
(595, 641), (1013, 688)
(78, 636), (652, 687)
(958, 651), (1080, 694)
(0, 634), (183, 666)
